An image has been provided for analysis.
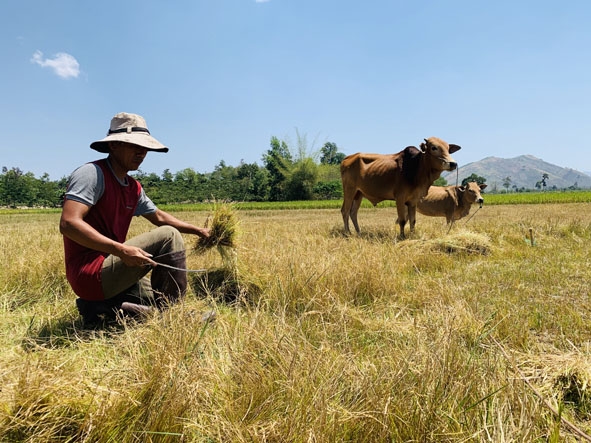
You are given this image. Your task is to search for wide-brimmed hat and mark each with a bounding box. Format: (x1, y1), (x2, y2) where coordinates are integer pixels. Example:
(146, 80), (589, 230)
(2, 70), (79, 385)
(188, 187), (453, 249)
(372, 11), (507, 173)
(90, 112), (169, 153)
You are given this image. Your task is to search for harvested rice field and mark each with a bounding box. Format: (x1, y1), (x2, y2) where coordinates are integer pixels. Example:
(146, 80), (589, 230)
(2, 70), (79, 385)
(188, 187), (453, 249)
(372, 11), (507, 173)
(1, 202), (590, 441)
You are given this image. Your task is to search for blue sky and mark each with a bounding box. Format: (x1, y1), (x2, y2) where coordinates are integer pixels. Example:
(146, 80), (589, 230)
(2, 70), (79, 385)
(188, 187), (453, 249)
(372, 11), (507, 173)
(2, 0), (590, 180)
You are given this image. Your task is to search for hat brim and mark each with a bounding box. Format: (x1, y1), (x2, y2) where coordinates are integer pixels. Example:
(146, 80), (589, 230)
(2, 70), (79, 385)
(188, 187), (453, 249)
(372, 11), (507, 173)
(90, 132), (169, 153)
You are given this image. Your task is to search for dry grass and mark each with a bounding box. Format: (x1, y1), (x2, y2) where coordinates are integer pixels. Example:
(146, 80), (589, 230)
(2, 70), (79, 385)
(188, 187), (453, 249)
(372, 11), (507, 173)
(1, 203), (591, 441)
(400, 230), (493, 255)
(193, 201), (239, 260)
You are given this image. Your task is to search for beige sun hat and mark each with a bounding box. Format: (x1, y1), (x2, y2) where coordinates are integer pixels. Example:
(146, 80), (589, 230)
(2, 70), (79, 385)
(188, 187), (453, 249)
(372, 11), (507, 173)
(90, 112), (169, 153)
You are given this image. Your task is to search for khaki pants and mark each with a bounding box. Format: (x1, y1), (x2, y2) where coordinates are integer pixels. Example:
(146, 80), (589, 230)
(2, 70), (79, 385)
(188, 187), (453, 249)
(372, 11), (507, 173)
(101, 225), (184, 299)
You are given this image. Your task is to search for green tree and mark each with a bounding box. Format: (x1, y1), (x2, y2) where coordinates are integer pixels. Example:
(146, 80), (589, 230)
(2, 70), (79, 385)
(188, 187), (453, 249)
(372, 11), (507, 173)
(313, 180), (342, 200)
(209, 160), (241, 200)
(262, 136), (292, 201)
(433, 177), (448, 186)
(287, 130), (322, 200)
(284, 157), (318, 200)
(0, 167), (37, 207)
(134, 170), (162, 188)
(235, 161), (270, 201)
(461, 173), (487, 186)
(162, 169), (173, 183)
(502, 176), (512, 193)
(314, 163), (343, 200)
(541, 173), (549, 191)
(134, 170), (164, 203)
(170, 168), (206, 203)
(320, 142), (346, 165)
(36, 172), (63, 207)
(317, 163), (341, 182)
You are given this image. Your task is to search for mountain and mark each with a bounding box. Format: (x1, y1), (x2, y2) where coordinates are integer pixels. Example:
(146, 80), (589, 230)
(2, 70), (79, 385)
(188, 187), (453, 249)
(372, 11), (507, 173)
(441, 155), (591, 191)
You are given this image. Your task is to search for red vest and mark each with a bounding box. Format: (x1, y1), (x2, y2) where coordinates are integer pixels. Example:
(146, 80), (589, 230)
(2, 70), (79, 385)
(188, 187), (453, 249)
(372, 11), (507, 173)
(63, 159), (141, 300)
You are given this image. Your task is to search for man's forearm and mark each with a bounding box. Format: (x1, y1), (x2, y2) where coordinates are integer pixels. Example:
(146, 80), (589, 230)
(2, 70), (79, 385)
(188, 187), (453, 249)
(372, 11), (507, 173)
(60, 220), (123, 256)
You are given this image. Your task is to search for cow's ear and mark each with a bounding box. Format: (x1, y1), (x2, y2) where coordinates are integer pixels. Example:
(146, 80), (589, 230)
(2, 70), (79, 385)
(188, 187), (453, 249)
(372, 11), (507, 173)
(480, 184), (487, 190)
(420, 141), (427, 152)
(458, 185), (466, 192)
(448, 144), (461, 153)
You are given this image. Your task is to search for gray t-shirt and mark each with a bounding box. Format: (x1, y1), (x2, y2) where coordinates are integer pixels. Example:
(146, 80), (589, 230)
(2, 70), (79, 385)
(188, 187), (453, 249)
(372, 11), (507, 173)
(65, 162), (157, 216)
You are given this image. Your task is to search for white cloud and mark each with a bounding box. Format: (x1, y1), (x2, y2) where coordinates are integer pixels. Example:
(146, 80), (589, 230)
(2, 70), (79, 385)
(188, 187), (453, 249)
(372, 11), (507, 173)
(31, 50), (80, 79)
(255, 0), (271, 3)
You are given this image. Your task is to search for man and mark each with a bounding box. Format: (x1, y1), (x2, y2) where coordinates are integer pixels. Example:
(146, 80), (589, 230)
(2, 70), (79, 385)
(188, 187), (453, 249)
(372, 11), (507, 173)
(60, 112), (210, 324)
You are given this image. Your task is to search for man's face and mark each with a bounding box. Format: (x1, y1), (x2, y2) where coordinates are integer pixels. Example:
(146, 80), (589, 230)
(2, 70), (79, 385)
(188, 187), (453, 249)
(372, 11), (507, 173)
(109, 142), (148, 171)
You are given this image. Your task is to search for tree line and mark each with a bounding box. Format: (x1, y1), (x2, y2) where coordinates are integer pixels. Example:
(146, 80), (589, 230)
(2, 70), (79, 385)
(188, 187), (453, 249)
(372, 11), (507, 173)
(0, 136), (350, 208)
(0, 167), (68, 208)
(7, 133), (575, 209)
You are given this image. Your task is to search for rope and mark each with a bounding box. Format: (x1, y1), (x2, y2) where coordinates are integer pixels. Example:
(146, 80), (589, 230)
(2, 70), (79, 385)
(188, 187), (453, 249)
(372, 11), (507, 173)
(445, 204), (482, 235)
(144, 250), (207, 273)
(152, 262), (207, 273)
(463, 204), (482, 225)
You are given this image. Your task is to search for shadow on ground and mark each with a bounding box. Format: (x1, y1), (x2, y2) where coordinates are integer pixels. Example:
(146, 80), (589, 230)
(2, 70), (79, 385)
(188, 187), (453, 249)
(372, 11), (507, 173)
(190, 266), (261, 305)
(20, 312), (128, 351)
(329, 226), (400, 242)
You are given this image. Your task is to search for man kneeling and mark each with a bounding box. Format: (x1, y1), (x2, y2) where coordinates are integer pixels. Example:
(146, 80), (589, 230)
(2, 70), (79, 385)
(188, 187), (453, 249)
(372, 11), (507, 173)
(60, 112), (210, 325)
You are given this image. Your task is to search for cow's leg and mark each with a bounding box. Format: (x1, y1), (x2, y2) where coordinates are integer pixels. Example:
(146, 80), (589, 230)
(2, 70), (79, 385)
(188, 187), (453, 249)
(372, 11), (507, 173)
(350, 192), (363, 234)
(396, 203), (408, 239)
(408, 204), (417, 233)
(341, 191), (354, 234)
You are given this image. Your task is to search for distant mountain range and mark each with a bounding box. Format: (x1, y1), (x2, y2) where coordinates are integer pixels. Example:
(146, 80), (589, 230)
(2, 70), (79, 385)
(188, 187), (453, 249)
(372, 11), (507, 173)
(441, 155), (591, 191)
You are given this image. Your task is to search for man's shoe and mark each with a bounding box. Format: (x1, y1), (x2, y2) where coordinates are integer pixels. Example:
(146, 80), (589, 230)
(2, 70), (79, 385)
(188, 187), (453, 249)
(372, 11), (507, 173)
(120, 301), (155, 318)
(76, 298), (117, 325)
(76, 297), (155, 326)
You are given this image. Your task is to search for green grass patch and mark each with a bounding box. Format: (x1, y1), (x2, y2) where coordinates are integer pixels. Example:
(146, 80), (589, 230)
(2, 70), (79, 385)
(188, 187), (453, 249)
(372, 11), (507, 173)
(484, 190), (591, 205)
(1, 190), (589, 216)
(160, 190), (591, 211)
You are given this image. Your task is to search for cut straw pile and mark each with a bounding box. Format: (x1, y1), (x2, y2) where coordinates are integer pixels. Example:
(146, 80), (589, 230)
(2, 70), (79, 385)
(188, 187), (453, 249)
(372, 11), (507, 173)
(399, 231), (492, 256)
(430, 231), (492, 255)
(194, 201), (239, 261)
(191, 201), (259, 304)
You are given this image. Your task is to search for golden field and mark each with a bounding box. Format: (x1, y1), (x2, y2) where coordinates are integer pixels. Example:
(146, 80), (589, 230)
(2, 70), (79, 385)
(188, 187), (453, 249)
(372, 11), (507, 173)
(1, 202), (590, 442)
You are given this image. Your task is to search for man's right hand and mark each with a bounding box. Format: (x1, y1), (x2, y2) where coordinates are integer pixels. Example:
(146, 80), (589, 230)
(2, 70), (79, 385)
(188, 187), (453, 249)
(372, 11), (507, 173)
(116, 244), (158, 268)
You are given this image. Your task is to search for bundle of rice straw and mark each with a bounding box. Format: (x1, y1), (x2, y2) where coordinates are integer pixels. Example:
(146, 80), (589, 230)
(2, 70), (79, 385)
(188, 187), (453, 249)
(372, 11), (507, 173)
(398, 231), (492, 256)
(432, 231), (492, 255)
(194, 201), (238, 260)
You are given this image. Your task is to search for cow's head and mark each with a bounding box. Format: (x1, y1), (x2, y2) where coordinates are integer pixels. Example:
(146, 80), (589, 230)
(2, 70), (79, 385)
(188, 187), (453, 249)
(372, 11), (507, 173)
(421, 137), (461, 171)
(459, 182), (487, 207)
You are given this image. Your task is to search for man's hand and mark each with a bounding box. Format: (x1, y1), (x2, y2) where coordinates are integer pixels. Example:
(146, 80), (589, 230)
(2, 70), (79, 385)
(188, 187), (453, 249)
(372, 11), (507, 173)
(116, 244), (158, 268)
(143, 209), (212, 239)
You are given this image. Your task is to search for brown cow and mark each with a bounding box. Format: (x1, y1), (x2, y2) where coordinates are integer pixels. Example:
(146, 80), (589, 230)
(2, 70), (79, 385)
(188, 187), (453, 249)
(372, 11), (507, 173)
(417, 182), (487, 224)
(340, 137), (461, 238)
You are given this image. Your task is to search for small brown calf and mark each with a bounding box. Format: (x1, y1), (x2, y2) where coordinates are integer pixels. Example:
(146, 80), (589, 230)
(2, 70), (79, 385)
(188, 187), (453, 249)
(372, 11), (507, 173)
(417, 182), (487, 224)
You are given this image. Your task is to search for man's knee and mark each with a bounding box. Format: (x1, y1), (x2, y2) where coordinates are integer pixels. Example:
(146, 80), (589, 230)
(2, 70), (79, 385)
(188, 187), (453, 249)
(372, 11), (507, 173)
(154, 225), (184, 251)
